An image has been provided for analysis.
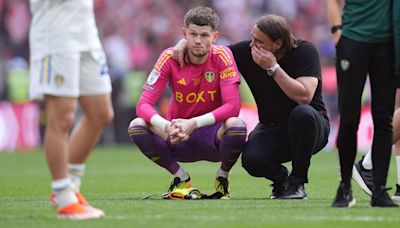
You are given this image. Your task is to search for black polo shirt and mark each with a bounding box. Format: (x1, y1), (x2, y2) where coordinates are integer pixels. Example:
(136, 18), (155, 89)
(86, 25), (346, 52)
(229, 40), (328, 124)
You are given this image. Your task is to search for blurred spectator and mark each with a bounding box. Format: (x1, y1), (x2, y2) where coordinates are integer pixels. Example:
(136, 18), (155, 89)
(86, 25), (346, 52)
(3, 0), (30, 59)
(6, 57), (29, 103)
(0, 0), (337, 143)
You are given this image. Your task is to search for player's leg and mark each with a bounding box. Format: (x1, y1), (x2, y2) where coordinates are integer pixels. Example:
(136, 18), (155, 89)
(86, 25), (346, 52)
(58, 51), (111, 217)
(67, 93), (113, 191)
(31, 54), (104, 219)
(216, 117), (247, 176)
(392, 89), (400, 200)
(128, 118), (191, 192)
(45, 95), (78, 207)
(45, 96), (104, 219)
(214, 117), (246, 197)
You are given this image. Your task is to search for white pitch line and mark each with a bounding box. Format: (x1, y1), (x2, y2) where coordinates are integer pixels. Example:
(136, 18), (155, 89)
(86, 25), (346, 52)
(294, 215), (400, 222)
(106, 214), (237, 221)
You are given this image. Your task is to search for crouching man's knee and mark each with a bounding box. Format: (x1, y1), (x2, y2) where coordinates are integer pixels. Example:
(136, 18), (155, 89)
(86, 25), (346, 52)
(128, 118), (149, 142)
(241, 153), (265, 177)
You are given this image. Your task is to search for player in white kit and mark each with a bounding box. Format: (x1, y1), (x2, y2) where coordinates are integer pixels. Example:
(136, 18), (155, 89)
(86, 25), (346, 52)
(29, 0), (113, 220)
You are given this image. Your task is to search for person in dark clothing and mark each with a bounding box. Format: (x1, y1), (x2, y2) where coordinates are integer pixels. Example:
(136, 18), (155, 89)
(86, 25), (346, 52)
(230, 15), (329, 200)
(174, 14), (330, 200)
(328, 0), (398, 207)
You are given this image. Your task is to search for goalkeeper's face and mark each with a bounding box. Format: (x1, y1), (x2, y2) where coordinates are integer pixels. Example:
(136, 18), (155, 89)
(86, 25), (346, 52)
(183, 24), (219, 58)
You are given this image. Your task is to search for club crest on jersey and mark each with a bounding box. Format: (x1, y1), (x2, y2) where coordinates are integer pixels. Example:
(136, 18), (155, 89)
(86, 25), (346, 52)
(147, 69), (160, 85)
(54, 74), (65, 87)
(205, 71), (215, 83)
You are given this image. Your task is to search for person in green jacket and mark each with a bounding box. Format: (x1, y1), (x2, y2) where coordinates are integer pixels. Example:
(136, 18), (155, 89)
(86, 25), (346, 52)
(350, 0), (400, 202)
(327, 0), (398, 208)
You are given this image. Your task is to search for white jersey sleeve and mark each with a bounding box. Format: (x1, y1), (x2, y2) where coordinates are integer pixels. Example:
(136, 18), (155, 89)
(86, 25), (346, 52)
(29, 0), (103, 60)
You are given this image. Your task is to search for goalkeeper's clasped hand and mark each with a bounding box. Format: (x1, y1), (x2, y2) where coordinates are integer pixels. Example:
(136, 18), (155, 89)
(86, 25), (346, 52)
(167, 118), (198, 144)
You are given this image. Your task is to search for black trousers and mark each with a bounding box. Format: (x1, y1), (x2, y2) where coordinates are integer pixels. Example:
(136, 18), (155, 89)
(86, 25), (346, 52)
(336, 36), (396, 187)
(242, 104), (329, 184)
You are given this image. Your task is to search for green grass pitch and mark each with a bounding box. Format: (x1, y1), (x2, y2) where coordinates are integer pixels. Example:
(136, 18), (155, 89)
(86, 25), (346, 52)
(1, 145), (399, 227)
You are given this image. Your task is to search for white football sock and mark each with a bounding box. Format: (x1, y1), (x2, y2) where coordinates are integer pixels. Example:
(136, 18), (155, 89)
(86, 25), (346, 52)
(216, 168), (229, 178)
(68, 163), (85, 192)
(396, 156), (400, 185)
(173, 167), (189, 181)
(51, 177), (78, 208)
(362, 150), (373, 170)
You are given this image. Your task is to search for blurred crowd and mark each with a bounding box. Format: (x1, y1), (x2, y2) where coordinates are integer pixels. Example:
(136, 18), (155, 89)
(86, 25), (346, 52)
(0, 0), (336, 143)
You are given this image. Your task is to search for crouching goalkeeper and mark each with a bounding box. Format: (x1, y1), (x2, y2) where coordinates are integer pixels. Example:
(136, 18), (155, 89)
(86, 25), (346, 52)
(128, 6), (246, 199)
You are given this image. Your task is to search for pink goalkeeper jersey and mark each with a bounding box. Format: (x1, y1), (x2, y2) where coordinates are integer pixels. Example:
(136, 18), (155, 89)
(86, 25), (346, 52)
(137, 45), (240, 123)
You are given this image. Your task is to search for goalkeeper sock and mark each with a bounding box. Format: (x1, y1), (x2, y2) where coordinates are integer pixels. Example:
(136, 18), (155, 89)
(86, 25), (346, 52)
(68, 163), (85, 192)
(219, 127), (247, 172)
(216, 168), (229, 178)
(173, 167), (189, 181)
(129, 125), (179, 174)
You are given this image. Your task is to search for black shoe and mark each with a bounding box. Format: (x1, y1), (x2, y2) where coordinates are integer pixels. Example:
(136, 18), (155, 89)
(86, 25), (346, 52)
(331, 182), (356, 208)
(371, 186), (399, 207)
(280, 183), (307, 199)
(168, 176), (192, 192)
(352, 156), (373, 196)
(270, 180), (288, 199)
(269, 167), (289, 199)
(392, 184), (400, 201)
(214, 176), (230, 199)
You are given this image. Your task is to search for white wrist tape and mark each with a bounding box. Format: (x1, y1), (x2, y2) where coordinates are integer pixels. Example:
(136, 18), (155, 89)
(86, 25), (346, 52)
(193, 113), (215, 128)
(150, 115), (170, 131)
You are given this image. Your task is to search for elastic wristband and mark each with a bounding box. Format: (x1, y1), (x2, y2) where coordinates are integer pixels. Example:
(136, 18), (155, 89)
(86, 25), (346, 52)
(150, 115), (170, 131)
(193, 113), (215, 128)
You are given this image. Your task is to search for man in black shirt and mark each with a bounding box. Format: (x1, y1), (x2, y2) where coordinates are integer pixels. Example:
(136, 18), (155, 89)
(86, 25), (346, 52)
(231, 15), (329, 199)
(174, 14), (329, 199)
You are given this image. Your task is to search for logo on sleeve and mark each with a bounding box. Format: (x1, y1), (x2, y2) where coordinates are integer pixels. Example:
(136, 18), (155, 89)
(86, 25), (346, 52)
(219, 66), (237, 79)
(205, 71), (215, 83)
(147, 69), (160, 85)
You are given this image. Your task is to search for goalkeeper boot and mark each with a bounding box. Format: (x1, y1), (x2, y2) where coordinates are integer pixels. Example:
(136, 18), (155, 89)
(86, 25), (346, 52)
(168, 176), (192, 192)
(215, 176), (230, 199)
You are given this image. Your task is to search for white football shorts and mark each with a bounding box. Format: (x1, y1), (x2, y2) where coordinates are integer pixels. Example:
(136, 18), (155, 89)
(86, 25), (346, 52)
(29, 50), (112, 100)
